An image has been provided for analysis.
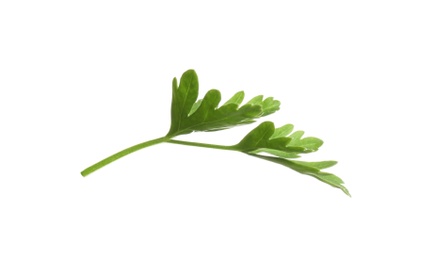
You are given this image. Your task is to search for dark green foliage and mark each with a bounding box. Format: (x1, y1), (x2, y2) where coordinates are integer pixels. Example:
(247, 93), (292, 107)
(82, 69), (349, 196)
(167, 70), (280, 136)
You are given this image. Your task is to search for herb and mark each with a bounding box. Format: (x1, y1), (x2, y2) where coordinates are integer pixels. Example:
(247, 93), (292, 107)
(81, 69), (350, 196)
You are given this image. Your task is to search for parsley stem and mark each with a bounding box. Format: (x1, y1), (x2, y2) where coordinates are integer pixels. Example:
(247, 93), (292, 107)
(167, 139), (237, 151)
(81, 136), (170, 177)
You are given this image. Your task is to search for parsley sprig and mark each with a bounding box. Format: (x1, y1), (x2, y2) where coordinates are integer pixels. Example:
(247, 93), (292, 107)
(81, 69), (349, 196)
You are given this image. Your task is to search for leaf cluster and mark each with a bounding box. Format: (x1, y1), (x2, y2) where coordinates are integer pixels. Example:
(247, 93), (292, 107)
(82, 69), (349, 196)
(166, 70), (349, 196)
(167, 70), (280, 136)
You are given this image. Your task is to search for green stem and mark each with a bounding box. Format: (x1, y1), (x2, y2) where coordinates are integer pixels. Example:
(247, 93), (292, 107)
(81, 136), (239, 177)
(167, 139), (237, 151)
(81, 136), (169, 177)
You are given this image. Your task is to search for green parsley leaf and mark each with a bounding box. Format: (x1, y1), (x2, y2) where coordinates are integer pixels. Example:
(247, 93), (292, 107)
(252, 155), (350, 196)
(81, 69), (349, 196)
(167, 70), (280, 136)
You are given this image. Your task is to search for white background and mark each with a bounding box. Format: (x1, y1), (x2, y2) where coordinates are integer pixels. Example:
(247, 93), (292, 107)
(1, 0), (434, 259)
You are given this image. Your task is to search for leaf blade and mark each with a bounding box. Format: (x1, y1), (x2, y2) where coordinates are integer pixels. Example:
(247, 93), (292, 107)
(168, 69), (199, 136)
(251, 155), (350, 196)
(235, 122), (308, 154)
(223, 91), (245, 106)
